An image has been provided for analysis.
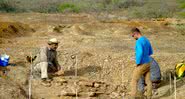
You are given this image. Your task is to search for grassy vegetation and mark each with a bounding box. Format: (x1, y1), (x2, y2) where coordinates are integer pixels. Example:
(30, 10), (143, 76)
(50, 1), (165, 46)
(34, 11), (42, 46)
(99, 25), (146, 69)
(177, 0), (185, 18)
(58, 3), (81, 13)
(128, 0), (177, 19)
(0, 0), (18, 12)
(0, 0), (182, 19)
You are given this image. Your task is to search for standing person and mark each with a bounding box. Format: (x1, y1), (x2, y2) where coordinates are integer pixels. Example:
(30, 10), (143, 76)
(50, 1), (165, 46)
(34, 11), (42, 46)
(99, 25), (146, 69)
(32, 38), (63, 86)
(130, 28), (153, 98)
(138, 57), (161, 95)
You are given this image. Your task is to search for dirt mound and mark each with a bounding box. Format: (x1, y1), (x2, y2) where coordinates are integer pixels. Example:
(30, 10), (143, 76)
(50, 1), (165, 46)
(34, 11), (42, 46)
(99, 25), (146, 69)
(52, 24), (92, 36)
(0, 22), (34, 38)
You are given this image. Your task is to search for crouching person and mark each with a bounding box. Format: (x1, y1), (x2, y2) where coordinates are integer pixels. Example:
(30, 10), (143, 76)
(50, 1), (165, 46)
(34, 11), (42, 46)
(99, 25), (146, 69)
(138, 57), (161, 95)
(33, 38), (63, 86)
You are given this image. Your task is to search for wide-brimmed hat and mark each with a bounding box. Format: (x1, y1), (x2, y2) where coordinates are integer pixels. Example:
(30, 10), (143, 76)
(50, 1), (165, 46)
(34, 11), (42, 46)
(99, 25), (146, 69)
(48, 38), (59, 44)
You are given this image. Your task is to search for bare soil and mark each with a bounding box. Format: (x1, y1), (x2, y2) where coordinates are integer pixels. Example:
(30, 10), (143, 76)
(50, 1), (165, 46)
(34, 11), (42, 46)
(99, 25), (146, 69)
(0, 13), (185, 99)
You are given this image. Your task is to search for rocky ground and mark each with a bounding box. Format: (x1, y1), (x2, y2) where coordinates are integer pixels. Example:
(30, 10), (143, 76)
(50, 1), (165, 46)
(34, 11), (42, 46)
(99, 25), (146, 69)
(0, 13), (185, 99)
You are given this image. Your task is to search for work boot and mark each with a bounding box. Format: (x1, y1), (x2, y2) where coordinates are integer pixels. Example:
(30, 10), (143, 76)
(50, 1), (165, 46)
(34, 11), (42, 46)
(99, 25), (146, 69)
(55, 70), (64, 76)
(41, 78), (51, 87)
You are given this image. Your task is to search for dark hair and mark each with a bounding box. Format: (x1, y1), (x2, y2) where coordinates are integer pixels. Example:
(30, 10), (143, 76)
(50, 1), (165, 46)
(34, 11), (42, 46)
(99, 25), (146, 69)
(131, 27), (140, 33)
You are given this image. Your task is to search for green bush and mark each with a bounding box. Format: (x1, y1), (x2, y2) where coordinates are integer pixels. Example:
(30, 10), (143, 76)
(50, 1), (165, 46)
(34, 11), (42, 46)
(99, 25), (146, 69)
(177, 0), (185, 18)
(0, 0), (179, 19)
(58, 3), (80, 13)
(179, 11), (185, 17)
(175, 23), (185, 36)
(128, 0), (177, 19)
(0, 0), (17, 12)
(33, 5), (59, 13)
(28, 0), (60, 13)
(117, 0), (145, 9)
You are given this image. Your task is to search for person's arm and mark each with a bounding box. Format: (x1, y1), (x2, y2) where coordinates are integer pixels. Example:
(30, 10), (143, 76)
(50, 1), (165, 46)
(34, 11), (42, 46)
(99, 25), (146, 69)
(54, 52), (64, 75)
(54, 52), (61, 70)
(135, 41), (143, 65)
(148, 42), (153, 56)
(40, 47), (48, 62)
(149, 46), (153, 56)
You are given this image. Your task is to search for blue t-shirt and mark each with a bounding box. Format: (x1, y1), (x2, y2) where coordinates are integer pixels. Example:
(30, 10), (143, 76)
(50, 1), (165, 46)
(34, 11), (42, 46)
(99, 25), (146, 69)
(135, 36), (153, 65)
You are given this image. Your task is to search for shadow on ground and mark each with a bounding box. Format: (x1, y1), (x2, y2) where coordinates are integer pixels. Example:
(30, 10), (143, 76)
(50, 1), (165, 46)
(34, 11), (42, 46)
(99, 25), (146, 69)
(153, 78), (185, 99)
(63, 65), (102, 76)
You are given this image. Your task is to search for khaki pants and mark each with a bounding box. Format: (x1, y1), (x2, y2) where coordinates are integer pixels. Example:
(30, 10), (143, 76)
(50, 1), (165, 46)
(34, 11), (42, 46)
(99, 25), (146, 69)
(33, 62), (57, 79)
(130, 63), (152, 98)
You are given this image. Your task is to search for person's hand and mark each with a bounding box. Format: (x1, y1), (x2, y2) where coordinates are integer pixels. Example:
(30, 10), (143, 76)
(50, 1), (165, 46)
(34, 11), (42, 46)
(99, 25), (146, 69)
(55, 70), (64, 76)
(136, 64), (141, 66)
(130, 56), (135, 61)
(57, 66), (61, 71)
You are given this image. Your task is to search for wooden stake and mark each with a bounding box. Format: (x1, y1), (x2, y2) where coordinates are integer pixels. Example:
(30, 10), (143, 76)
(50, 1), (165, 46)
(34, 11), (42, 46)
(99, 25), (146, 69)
(29, 53), (33, 99)
(169, 72), (172, 94)
(174, 75), (177, 99)
(75, 55), (78, 99)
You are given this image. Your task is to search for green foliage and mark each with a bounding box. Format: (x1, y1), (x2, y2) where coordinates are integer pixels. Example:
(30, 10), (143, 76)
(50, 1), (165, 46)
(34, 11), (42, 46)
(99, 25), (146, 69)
(34, 5), (58, 13)
(58, 3), (80, 13)
(117, 0), (145, 9)
(128, 0), (177, 19)
(178, 0), (185, 7)
(178, 11), (185, 17)
(177, 0), (185, 17)
(0, 0), (180, 19)
(0, 0), (17, 12)
(175, 23), (185, 36)
(27, 0), (60, 13)
(180, 3), (185, 8)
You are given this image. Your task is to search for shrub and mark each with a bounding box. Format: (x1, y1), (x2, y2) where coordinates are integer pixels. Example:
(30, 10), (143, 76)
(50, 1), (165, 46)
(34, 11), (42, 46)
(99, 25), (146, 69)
(177, 0), (185, 18)
(128, 0), (177, 19)
(0, 0), (179, 19)
(28, 0), (60, 13)
(117, 0), (145, 9)
(58, 3), (80, 13)
(0, 0), (17, 12)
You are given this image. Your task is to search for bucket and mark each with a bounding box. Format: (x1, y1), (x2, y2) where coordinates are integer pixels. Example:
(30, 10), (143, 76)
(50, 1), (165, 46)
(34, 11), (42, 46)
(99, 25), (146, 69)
(0, 54), (9, 67)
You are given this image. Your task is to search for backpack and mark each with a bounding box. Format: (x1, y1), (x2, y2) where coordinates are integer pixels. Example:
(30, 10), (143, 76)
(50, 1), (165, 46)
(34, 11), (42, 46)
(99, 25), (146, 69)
(150, 57), (161, 81)
(175, 62), (185, 79)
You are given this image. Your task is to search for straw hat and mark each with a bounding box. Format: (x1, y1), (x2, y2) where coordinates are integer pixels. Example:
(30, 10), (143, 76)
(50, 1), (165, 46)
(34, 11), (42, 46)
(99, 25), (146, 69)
(48, 38), (59, 44)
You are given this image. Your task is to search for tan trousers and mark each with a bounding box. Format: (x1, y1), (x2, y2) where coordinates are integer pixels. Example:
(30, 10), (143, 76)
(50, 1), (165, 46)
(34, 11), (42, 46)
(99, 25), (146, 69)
(33, 62), (58, 79)
(130, 63), (152, 98)
(34, 62), (48, 79)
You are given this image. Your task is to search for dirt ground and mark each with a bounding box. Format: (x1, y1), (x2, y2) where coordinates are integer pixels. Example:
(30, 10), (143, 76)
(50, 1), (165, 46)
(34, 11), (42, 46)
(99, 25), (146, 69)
(0, 13), (185, 99)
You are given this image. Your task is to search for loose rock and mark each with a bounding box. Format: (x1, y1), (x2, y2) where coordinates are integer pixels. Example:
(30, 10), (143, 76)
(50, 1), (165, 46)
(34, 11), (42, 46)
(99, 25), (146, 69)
(78, 81), (94, 87)
(94, 82), (101, 88)
(60, 90), (79, 97)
